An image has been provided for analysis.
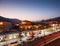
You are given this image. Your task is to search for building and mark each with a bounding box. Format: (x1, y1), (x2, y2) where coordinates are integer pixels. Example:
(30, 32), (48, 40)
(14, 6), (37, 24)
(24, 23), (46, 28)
(0, 21), (13, 33)
(19, 20), (32, 31)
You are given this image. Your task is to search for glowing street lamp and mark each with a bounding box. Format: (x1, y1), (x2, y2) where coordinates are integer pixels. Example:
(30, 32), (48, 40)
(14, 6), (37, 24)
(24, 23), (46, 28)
(0, 22), (3, 25)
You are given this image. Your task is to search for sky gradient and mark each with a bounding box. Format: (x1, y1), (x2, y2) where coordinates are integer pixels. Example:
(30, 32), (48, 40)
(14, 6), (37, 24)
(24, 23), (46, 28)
(0, 0), (60, 21)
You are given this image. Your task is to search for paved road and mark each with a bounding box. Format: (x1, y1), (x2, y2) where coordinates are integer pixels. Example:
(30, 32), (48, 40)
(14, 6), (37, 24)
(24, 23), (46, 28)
(33, 31), (60, 46)
(45, 38), (60, 46)
(17, 31), (60, 46)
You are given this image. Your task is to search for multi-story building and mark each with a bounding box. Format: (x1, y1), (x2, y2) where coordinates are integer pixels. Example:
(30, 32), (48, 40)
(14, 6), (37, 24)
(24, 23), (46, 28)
(0, 21), (13, 33)
(19, 20), (32, 31)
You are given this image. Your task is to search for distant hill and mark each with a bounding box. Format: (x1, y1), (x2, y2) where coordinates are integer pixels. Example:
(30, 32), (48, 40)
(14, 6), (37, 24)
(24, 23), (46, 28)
(0, 16), (10, 22)
(0, 16), (21, 24)
(10, 19), (21, 24)
(32, 16), (60, 24)
(0, 16), (60, 24)
(46, 16), (60, 21)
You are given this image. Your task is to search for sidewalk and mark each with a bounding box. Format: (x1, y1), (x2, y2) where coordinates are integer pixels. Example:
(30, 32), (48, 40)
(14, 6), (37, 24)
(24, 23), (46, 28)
(0, 38), (20, 46)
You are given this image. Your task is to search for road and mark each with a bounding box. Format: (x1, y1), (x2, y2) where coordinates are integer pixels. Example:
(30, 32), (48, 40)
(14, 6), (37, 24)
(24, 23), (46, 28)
(0, 27), (60, 46)
(45, 38), (60, 46)
(25, 31), (60, 46)
(33, 31), (60, 46)
(7, 30), (60, 46)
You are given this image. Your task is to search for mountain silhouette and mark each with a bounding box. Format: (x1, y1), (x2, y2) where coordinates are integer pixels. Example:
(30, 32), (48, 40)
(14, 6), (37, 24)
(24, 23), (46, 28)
(10, 19), (21, 24)
(0, 16), (60, 24)
(32, 16), (60, 24)
(0, 16), (10, 22)
(46, 16), (60, 22)
(0, 16), (21, 23)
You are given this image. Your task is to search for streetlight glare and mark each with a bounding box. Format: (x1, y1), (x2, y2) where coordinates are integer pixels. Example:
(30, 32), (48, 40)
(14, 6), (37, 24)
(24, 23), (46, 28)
(0, 22), (3, 25)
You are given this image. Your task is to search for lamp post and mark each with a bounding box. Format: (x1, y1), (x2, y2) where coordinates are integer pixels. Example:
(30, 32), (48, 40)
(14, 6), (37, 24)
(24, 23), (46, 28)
(42, 26), (47, 46)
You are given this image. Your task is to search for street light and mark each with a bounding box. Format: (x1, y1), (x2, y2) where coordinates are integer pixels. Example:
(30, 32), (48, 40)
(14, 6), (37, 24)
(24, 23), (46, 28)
(0, 22), (3, 25)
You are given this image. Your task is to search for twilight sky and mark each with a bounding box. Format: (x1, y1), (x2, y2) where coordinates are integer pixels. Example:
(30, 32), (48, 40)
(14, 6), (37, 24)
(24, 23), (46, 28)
(0, 0), (60, 21)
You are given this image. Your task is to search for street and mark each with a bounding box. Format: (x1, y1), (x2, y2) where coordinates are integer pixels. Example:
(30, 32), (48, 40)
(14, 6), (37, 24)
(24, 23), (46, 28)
(0, 26), (60, 46)
(45, 38), (60, 46)
(23, 31), (60, 46)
